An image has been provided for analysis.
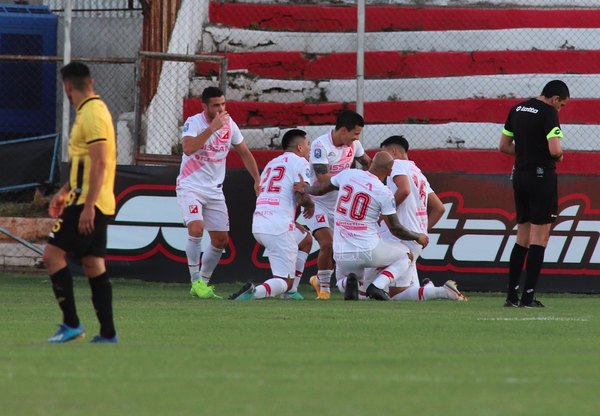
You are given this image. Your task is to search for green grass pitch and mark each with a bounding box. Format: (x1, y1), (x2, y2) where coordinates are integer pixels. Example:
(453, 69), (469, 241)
(1, 273), (599, 416)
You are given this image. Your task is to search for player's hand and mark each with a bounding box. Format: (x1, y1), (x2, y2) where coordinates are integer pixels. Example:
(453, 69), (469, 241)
(209, 111), (229, 133)
(253, 179), (260, 196)
(49, 190), (67, 218)
(294, 175), (308, 194)
(417, 233), (429, 248)
(79, 205), (96, 235)
(295, 223), (310, 233)
(302, 203), (315, 219)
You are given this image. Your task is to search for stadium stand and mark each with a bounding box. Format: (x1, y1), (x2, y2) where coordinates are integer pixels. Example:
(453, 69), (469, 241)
(185, 1), (600, 151)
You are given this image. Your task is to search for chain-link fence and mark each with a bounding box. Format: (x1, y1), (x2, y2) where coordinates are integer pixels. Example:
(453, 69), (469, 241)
(134, 51), (227, 162)
(2, 0), (599, 264)
(198, 0), (600, 151)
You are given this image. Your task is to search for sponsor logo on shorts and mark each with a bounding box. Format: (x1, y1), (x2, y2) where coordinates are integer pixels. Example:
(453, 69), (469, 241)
(316, 214), (326, 223)
(189, 205), (199, 214)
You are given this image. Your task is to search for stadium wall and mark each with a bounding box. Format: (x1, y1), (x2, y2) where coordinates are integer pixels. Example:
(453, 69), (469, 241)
(106, 150), (600, 293)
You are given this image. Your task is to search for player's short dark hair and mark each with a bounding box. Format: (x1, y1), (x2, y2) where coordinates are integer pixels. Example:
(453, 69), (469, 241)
(335, 110), (365, 131)
(541, 80), (570, 100)
(380, 135), (409, 152)
(282, 128), (307, 150)
(60, 61), (91, 90)
(202, 86), (225, 103)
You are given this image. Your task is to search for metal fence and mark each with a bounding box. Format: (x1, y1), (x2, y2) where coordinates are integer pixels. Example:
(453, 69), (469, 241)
(1, 0), (599, 224)
(134, 51), (227, 162)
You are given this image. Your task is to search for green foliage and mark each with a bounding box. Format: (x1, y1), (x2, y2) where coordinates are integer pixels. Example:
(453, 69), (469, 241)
(1, 274), (599, 416)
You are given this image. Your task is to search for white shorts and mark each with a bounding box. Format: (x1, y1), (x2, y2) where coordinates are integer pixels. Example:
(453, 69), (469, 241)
(302, 202), (334, 232)
(368, 238), (423, 288)
(176, 187), (230, 232)
(254, 231), (298, 278)
(293, 225), (309, 245)
(335, 239), (412, 288)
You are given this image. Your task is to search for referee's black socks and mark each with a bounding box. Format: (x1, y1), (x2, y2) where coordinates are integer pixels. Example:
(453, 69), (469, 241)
(50, 267), (80, 328)
(507, 243), (528, 303)
(521, 244), (545, 304)
(89, 272), (116, 339)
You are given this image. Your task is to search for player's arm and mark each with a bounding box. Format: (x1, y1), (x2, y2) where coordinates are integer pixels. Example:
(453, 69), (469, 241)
(548, 137), (563, 161)
(79, 141), (108, 235)
(355, 153), (371, 170)
(383, 214), (429, 248)
(182, 112), (228, 156)
(308, 179), (338, 196)
(426, 192), (445, 230)
(498, 133), (515, 156)
(392, 175), (411, 206)
(233, 141), (261, 196)
(313, 163), (331, 183)
(49, 182), (70, 219)
(295, 188), (315, 218)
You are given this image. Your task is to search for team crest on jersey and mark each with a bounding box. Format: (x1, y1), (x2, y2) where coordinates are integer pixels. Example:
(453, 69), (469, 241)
(189, 205), (199, 214)
(314, 148), (322, 158)
(316, 214), (326, 223)
(182, 122), (189, 133)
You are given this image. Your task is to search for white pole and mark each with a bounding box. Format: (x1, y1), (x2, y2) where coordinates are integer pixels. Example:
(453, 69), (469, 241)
(356, 0), (365, 128)
(61, 0), (73, 162)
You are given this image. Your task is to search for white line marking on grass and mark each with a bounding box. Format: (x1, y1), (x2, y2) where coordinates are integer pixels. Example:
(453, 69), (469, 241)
(477, 317), (589, 322)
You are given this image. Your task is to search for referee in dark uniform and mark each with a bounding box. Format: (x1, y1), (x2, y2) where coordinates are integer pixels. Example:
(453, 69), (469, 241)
(499, 80), (569, 308)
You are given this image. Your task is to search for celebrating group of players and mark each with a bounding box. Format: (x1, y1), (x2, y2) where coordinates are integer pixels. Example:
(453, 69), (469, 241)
(42, 64), (567, 343)
(178, 87), (467, 302)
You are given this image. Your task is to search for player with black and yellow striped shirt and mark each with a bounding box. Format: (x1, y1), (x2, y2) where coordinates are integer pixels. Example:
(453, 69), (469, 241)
(44, 62), (118, 343)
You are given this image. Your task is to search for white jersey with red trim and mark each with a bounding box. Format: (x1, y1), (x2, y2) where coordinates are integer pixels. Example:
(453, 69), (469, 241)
(253, 152), (311, 235)
(330, 169), (396, 253)
(390, 160), (432, 233)
(379, 159), (433, 241)
(176, 112), (243, 194)
(309, 131), (365, 212)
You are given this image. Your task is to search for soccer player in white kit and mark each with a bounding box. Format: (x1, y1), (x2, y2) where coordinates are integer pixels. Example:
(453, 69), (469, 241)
(230, 129), (315, 300)
(301, 152), (428, 300)
(371, 135), (467, 301)
(177, 87), (260, 299)
(306, 110), (371, 299)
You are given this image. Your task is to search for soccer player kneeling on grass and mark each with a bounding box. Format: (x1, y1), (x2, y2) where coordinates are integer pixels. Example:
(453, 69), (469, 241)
(230, 129), (315, 301)
(301, 151), (428, 300)
(357, 135), (467, 302)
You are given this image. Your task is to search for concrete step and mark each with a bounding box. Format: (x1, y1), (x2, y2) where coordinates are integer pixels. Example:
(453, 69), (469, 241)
(195, 50), (600, 80)
(183, 98), (600, 127)
(190, 73), (600, 103)
(209, 2), (600, 32)
(202, 25), (599, 54)
(239, 123), (600, 152)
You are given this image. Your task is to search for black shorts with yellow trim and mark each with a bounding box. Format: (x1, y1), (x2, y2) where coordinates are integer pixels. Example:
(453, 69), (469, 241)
(48, 204), (111, 258)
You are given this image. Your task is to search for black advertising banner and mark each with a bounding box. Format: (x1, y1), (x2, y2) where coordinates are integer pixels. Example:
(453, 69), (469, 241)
(107, 166), (600, 293)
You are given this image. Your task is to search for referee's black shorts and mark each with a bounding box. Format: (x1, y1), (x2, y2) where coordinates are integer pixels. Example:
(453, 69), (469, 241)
(512, 168), (558, 225)
(47, 204), (111, 258)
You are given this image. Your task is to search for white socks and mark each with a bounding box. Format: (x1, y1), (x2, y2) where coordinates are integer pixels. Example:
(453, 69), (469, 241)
(292, 251), (309, 292)
(200, 245), (223, 283)
(317, 269), (333, 293)
(390, 285), (451, 301)
(254, 278), (288, 299)
(186, 236), (202, 282)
